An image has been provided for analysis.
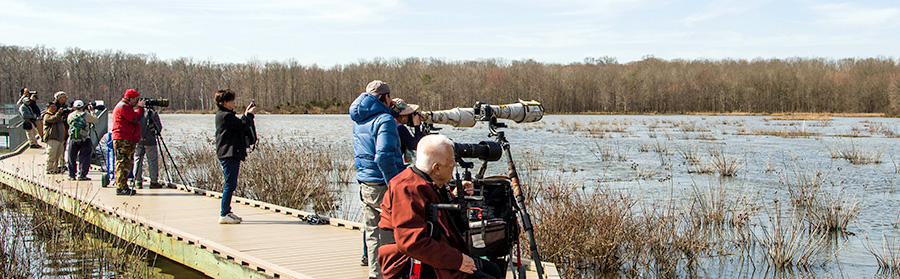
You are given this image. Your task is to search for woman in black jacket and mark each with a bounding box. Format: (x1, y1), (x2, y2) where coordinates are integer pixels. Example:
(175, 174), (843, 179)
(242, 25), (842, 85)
(214, 89), (256, 224)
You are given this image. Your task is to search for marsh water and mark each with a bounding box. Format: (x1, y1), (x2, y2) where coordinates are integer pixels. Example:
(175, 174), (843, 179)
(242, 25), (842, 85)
(161, 113), (900, 278)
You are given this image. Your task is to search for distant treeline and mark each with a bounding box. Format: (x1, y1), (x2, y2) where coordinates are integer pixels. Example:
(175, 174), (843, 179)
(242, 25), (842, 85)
(2, 45), (899, 115)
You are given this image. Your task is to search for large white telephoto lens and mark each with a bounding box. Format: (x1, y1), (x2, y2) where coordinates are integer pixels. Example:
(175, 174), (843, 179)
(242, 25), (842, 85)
(482, 100), (544, 124)
(422, 100), (543, 127)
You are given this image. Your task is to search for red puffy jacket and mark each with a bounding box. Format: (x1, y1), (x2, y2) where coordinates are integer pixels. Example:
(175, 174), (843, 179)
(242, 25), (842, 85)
(112, 99), (144, 142)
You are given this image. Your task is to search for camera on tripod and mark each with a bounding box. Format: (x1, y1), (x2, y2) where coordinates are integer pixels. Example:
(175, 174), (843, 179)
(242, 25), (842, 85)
(142, 98), (169, 108)
(422, 100), (547, 278)
(88, 101), (106, 111)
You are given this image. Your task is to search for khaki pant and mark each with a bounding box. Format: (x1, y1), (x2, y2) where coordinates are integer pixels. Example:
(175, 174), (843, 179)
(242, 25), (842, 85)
(360, 182), (387, 279)
(113, 139), (137, 190)
(45, 139), (64, 172)
(25, 127), (39, 145)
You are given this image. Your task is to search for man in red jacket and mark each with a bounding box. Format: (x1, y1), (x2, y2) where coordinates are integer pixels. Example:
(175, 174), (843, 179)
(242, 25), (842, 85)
(112, 89), (146, 196)
(379, 135), (501, 279)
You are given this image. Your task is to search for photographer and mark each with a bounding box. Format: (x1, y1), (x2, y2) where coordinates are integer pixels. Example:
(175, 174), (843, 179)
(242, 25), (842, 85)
(379, 135), (500, 279)
(350, 80), (406, 278)
(42, 102), (66, 174)
(214, 89), (256, 224)
(392, 98), (424, 164)
(18, 92), (41, 148)
(112, 89), (145, 196)
(133, 107), (163, 189)
(66, 100), (99, 180)
(53, 91), (71, 171)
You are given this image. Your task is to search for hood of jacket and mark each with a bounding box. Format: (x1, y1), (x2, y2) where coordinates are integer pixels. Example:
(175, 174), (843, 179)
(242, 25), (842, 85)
(350, 93), (398, 123)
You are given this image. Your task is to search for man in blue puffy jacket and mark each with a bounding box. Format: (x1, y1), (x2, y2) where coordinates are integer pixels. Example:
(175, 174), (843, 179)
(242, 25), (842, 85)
(350, 80), (405, 279)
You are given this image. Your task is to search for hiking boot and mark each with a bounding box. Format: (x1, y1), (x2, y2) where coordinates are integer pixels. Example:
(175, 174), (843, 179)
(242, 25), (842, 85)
(148, 182), (163, 189)
(226, 212), (243, 221)
(360, 253), (368, 266)
(218, 214), (241, 224)
(116, 188), (137, 196)
(68, 176), (76, 180)
(76, 177), (91, 181)
(134, 182), (143, 189)
(30, 144), (41, 149)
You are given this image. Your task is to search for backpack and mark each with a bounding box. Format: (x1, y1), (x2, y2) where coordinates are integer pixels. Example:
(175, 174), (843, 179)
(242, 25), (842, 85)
(68, 112), (88, 141)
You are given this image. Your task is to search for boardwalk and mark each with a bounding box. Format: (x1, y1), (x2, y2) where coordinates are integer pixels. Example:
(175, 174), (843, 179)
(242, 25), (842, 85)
(0, 147), (558, 278)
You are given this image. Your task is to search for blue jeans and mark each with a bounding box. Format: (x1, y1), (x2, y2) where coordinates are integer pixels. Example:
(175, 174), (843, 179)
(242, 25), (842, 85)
(219, 158), (241, 217)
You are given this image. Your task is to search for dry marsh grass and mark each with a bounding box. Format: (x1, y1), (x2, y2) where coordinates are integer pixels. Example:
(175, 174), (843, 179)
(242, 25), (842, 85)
(827, 140), (884, 165)
(757, 207), (840, 269)
(709, 149), (743, 177)
(780, 165), (861, 233)
(752, 128), (820, 138)
(176, 136), (350, 215)
(690, 178), (759, 227)
(765, 114), (833, 121)
(0, 186), (161, 278)
(864, 233), (900, 275)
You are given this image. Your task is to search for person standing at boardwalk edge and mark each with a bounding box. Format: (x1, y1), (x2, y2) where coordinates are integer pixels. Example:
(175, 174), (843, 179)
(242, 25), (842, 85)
(133, 107), (163, 189)
(112, 89), (145, 196)
(350, 80), (405, 279)
(67, 100), (99, 180)
(215, 89), (256, 225)
(42, 102), (66, 174)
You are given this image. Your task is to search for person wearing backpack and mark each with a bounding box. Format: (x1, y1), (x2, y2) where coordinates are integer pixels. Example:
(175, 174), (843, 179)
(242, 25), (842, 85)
(66, 100), (99, 180)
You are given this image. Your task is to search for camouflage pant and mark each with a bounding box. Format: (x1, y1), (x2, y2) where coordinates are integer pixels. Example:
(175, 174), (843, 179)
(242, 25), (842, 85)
(113, 139), (137, 190)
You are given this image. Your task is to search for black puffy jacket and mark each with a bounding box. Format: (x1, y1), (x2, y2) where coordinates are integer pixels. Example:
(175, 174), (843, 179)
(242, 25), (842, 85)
(215, 106), (255, 160)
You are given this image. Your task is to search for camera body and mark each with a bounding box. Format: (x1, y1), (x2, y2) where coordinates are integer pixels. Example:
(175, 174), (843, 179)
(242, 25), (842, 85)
(88, 101), (106, 111)
(142, 98), (169, 108)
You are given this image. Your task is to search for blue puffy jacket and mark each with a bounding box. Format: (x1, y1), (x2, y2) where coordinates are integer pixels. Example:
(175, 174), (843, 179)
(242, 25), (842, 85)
(350, 93), (404, 186)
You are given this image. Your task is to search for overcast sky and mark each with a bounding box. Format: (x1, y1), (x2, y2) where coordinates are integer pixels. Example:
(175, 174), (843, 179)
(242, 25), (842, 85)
(1, 0), (898, 66)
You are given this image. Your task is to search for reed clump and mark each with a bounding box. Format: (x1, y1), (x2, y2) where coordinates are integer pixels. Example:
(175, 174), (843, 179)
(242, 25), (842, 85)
(690, 178), (759, 227)
(709, 149), (743, 177)
(525, 176), (714, 278)
(780, 165), (861, 233)
(863, 233), (900, 275)
(827, 140), (884, 165)
(757, 207), (838, 269)
(176, 136), (349, 215)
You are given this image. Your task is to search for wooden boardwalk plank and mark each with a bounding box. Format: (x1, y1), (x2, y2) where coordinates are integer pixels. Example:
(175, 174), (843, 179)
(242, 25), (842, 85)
(0, 148), (557, 279)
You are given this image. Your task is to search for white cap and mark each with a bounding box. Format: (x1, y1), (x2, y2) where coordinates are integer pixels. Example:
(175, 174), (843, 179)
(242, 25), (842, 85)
(73, 100), (85, 108)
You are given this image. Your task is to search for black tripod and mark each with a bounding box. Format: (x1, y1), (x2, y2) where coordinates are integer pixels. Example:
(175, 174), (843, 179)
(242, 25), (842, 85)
(482, 117), (544, 279)
(143, 107), (191, 189)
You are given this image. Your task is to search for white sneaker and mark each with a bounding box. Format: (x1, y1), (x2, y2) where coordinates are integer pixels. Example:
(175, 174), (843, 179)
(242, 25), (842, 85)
(226, 212), (243, 221)
(218, 215), (241, 224)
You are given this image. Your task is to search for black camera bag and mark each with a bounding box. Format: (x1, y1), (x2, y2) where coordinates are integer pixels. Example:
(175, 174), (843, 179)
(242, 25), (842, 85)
(466, 178), (519, 257)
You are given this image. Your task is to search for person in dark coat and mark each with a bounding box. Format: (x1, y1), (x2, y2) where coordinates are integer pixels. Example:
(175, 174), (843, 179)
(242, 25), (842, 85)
(379, 135), (500, 279)
(214, 88), (256, 224)
(392, 98), (424, 164)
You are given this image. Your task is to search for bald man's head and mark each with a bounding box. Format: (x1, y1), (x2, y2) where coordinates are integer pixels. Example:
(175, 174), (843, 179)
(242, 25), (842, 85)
(415, 135), (456, 185)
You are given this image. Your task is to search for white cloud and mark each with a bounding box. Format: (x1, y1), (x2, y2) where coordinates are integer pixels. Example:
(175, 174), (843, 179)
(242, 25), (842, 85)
(681, 0), (770, 27)
(813, 3), (900, 28)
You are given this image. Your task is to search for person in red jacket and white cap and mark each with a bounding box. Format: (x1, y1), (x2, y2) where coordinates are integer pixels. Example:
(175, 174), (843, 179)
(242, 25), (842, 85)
(111, 89), (146, 196)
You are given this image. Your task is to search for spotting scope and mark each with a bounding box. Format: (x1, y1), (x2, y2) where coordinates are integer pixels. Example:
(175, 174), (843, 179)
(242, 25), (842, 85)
(420, 100), (544, 127)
